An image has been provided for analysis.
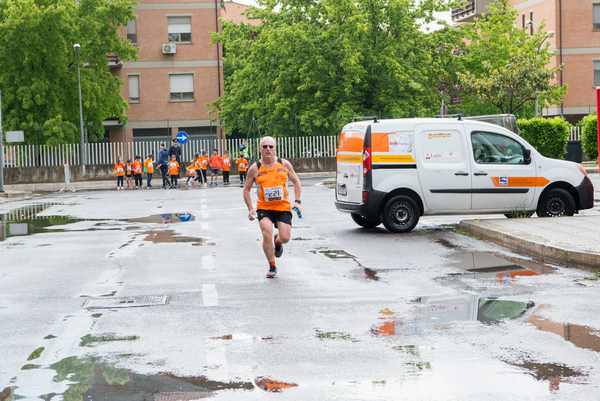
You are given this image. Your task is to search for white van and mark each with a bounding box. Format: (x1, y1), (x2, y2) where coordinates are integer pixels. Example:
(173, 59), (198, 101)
(335, 117), (594, 233)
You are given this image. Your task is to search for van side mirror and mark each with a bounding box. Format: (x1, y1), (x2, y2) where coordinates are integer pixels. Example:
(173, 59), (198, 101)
(523, 149), (531, 165)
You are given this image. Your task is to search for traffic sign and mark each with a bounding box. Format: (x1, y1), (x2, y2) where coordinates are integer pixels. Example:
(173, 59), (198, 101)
(176, 131), (189, 144)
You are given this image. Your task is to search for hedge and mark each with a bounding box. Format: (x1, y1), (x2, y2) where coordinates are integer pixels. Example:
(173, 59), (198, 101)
(580, 114), (598, 160)
(517, 117), (570, 159)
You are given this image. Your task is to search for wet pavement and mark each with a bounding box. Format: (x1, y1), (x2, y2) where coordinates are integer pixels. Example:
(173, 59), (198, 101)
(1, 177), (600, 400)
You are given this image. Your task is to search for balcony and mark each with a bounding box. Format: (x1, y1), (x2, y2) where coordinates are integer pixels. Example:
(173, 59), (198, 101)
(452, 0), (492, 23)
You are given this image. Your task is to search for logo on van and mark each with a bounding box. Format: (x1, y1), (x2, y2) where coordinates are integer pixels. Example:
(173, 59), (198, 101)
(499, 177), (509, 186)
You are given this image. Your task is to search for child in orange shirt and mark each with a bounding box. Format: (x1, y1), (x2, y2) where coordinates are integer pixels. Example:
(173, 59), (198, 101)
(222, 150), (231, 185)
(144, 154), (154, 189)
(236, 153), (248, 187)
(199, 150), (209, 187)
(168, 155), (180, 189)
(114, 158), (125, 190)
(132, 155), (143, 189)
(125, 159), (133, 190)
(185, 160), (197, 187)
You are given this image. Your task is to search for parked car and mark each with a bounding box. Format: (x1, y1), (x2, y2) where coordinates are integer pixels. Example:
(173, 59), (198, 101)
(335, 117), (594, 233)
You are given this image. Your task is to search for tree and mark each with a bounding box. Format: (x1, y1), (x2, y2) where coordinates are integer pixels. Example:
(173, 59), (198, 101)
(457, 0), (565, 117)
(215, 0), (457, 137)
(0, 0), (136, 144)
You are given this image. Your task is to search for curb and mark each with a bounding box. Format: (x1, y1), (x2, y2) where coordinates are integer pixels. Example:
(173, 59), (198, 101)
(459, 220), (600, 269)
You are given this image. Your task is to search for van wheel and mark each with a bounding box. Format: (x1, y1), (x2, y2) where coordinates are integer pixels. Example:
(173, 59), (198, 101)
(351, 213), (381, 228)
(382, 195), (420, 233)
(504, 211), (534, 219)
(537, 188), (576, 217)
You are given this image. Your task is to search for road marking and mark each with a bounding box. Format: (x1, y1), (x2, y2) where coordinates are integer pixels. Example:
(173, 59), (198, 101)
(202, 284), (218, 306)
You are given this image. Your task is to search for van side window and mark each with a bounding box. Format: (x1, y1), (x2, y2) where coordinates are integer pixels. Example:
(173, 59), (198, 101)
(471, 131), (526, 165)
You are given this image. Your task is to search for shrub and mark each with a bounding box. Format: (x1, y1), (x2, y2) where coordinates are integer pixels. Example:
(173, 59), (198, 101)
(580, 114), (598, 160)
(517, 117), (570, 159)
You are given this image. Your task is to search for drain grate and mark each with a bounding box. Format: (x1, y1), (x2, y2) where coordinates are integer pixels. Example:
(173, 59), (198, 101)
(83, 295), (169, 309)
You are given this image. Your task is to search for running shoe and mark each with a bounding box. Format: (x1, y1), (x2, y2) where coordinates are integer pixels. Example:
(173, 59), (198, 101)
(266, 265), (277, 279)
(274, 234), (283, 258)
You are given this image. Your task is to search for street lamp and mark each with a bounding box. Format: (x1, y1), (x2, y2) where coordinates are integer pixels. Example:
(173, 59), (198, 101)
(73, 43), (86, 167)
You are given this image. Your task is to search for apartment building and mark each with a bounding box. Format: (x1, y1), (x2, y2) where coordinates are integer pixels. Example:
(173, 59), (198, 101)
(452, 0), (600, 123)
(107, 0), (252, 142)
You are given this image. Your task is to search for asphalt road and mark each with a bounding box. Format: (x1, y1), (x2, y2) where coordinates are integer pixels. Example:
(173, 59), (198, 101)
(1, 176), (599, 401)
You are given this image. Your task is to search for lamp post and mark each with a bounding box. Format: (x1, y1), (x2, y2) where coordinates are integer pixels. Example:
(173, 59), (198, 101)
(73, 43), (86, 167)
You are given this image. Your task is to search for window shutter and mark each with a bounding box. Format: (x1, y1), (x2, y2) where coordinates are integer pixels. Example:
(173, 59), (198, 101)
(129, 75), (140, 99)
(168, 17), (191, 34)
(170, 74), (193, 93)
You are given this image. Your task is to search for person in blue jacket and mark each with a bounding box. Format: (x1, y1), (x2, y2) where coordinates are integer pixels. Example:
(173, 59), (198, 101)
(157, 144), (170, 189)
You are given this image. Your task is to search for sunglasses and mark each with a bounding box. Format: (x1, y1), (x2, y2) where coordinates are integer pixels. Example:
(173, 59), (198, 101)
(262, 145), (275, 149)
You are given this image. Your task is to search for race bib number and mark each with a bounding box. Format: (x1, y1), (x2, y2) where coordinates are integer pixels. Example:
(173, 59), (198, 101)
(116, 167), (124, 174)
(264, 186), (283, 201)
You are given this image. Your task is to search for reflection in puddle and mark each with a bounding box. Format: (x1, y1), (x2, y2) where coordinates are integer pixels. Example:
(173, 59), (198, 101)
(254, 376), (298, 392)
(505, 358), (586, 392)
(315, 329), (359, 342)
(44, 356), (253, 401)
(143, 230), (215, 246)
(529, 307), (600, 352)
(372, 296), (534, 336)
(0, 204), (196, 242)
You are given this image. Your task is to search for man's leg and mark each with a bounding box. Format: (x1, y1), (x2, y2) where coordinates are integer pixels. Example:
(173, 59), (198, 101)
(274, 221), (291, 258)
(259, 217), (277, 277)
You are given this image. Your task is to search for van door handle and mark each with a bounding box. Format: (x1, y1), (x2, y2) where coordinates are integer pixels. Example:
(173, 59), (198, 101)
(454, 171), (469, 176)
(474, 171), (488, 176)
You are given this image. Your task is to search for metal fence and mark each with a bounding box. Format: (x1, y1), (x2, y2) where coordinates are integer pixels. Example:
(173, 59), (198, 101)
(2, 136), (338, 168)
(568, 126), (581, 142)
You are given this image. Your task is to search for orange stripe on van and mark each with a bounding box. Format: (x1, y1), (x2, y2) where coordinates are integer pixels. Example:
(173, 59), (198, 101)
(337, 154), (362, 163)
(372, 154), (416, 163)
(338, 132), (364, 153)
(491, 177), (550, 187)
(371, 132), (390, 152)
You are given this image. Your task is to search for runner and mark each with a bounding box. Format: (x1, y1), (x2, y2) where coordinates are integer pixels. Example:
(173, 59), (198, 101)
(243, 136), (302, 278)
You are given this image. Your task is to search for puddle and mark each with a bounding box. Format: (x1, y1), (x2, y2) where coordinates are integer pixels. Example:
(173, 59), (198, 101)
(143, 230), (215, 246)
(254, 376), (298, 392)
(0, 205), (196, 242)
(43, 335), (56, 340)
(127, 213), (194, 224)
(43, 356), (254, 401)
(528, 308), (600, 352)
(21, 364), (41, 370)
(27, 346), (45, 361)
(363, 267), (380, 281)
(372, 296), (534, 336)
(505, 358), (586, 391)
(435, 238), (461, 249)
(80, 333), (139, 347)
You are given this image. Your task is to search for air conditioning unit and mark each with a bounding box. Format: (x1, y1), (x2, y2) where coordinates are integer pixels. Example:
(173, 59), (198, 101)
(161, 42), (177, 55)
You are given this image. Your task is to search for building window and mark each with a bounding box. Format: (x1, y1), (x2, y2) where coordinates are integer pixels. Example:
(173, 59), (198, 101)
(594, 4), (600, 31)
(168, 16), (191, 42)
(128, 75), (140, 103)
(127, 19), (137, 44)
(594, 61), (600, 86)
(169, 74), (194, 100)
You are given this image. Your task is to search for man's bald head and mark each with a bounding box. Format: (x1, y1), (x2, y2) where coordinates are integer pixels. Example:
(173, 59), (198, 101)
(260, 136), (276, 147)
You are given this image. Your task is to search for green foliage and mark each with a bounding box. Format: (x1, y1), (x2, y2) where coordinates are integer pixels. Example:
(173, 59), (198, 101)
(0, 0), (137, 144)
(517, 117), (570, 159)
(215, 0), (458, 137)
(457, 0), (565, 117)
(580, 114), (598, 160)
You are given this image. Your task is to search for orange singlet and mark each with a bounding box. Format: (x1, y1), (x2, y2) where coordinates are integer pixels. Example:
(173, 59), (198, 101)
(256, 159), (290, 212)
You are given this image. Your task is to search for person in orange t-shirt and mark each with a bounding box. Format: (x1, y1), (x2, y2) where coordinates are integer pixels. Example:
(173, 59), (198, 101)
(222, 150), (232, 186)
(185, 160), (197, 187)
(199, 150), (209, 187)
(167, 155), (180, 189)
(236, 153), (249, 187)
(144, 154), (154, 189)
(114, 158), (125, 190)
(132, 156), (143, 189)
(208, 149), (223, 187)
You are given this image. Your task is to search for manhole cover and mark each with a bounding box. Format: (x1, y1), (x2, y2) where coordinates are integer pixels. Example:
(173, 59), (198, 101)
(317, 249), (355, 259)
(83, 295), (169, 309)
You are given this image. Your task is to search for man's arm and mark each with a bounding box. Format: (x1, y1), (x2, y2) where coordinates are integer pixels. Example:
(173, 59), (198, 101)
(243, 163), (258, 220)
(283, 159), (302, 203)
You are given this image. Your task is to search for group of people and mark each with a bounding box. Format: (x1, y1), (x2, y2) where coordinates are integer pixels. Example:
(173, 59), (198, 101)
(113, 140), (249, 190)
